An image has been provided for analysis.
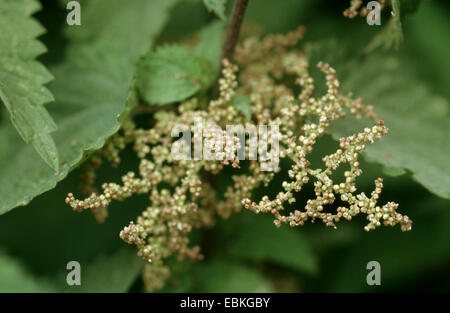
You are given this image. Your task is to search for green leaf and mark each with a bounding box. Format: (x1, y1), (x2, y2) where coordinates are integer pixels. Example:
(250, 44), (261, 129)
(245, 0), (313, 33)
(0, 248), (55, 292)
(0, 163), (146, 281)
(202, 0), (227, 20)
(231, 93), (252, 119)
(32, 133), (59, 171)
(194, 20), (225, 74)
(0, 0), (177, 215)
(193, 260), (273, 292)
(332, 54), (450, 199)
(157, 0), (212, 41)
(137, 45), (214, 105)
(59, 249), (144, 293)
(0, 43), (136, 215)
(309, 40), (450, 199)
(222, 213), (318, 275)
(399, 0), (421, 14)
(63, 0), (179, 60)
(406, 0), (450, 99)
(0, 0), (59, 170)
(324, 195), (450, 292)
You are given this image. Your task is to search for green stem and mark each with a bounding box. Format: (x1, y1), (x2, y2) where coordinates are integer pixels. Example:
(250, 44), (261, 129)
(213, 0), (250, 98)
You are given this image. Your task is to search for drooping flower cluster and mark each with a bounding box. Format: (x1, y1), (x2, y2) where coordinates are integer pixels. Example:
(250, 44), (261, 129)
(66, 27), (411, 291)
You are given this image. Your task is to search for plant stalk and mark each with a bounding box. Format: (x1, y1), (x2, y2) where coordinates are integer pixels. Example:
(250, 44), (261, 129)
(213, 0), (249, 98)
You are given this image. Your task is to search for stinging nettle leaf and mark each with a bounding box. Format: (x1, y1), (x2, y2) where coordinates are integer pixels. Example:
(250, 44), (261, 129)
(223, 214), (318, 275)
(0, 248), (55, 292)
(308, 39), (450, 199)
(407, 1), (450, 100)
(193, 260), (273, 292)
(0, 43), (136, 215)
(0, 0), (59, 170)
(62, 0), (179, 61)
(326, 196), (450, 292)
(137, 45), (215, 105)
(203, 0), (227, 20)
(194, 20), (225, 74)
(231, 93), (252, 119)
(0, 0), (178, 215)
(333, 55), (450, 199)
(60, 248), (144, 293)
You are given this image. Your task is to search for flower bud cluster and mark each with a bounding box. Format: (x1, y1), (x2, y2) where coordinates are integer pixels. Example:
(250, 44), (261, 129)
(238, 40), (411, 232)
(66, 27), (411, 291)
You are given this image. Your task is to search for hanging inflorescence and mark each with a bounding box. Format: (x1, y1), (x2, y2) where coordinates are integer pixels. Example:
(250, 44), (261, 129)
(65, 26), (411, 291)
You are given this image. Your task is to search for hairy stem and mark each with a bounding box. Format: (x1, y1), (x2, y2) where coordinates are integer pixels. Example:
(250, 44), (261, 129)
(213, 0), (249, 97)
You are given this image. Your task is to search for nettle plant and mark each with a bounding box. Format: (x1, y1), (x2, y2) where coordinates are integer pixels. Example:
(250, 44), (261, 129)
(1, 0), (449, 293)
(63, 25), (412, 290)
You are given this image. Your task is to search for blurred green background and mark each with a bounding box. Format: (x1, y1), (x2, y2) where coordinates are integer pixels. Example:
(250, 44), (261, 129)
(0, 0), (449, 292)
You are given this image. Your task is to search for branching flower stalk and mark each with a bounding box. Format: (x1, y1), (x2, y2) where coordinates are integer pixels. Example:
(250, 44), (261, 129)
(66, 27), (411, 291)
